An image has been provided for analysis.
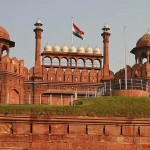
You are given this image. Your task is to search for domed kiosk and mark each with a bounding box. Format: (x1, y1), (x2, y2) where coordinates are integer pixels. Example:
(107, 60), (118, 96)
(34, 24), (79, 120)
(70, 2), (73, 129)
(53, 44), (60, 52)
(0, 26), (10, 40)
(0, 26), (15, 57)
(85, 46), (93, 54)
(111, 30), (150, 97)
(77, 45), (85, 54)
(61, 44), (69, 52)
(0, 25), (25, 105)
(44, 43), (52, 52)
(136, 30), (150, 48)
(131, 30), (150, 64)
(93, 46), (101, 54)
(69, 45), (77, 53)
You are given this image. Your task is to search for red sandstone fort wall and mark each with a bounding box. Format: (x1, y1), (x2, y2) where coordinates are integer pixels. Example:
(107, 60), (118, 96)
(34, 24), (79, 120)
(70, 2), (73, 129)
(112, 89), (149, 97)
(0, 114), (150, 150)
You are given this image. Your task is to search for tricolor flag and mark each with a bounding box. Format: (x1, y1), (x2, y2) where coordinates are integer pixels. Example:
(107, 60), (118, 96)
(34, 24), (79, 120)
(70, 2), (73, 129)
(72, 23), (84, 40)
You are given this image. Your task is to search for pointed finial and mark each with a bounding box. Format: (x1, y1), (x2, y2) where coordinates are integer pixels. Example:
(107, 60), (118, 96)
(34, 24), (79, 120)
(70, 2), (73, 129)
(102, 23), (110, 32)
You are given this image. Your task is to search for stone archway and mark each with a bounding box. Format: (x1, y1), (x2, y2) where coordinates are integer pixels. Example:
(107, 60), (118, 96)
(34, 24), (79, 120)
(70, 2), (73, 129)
(1, 45), (9, 57)
(9, 89), (19, 104)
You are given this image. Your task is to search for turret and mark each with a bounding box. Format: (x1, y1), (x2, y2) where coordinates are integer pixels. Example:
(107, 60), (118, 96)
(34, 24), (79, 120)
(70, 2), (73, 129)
(101, 23), (111, 81)
(33, 19), (43, 80)
(34, 19), (43, 68)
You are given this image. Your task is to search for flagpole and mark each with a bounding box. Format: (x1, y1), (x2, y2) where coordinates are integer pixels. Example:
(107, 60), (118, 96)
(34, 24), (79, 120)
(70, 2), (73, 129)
(124, 26), (127, 90)
(71, 17), (74, 45)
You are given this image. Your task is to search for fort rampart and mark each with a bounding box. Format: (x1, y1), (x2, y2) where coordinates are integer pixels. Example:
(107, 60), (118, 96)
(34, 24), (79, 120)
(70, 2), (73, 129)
(0, 114), (150, 150)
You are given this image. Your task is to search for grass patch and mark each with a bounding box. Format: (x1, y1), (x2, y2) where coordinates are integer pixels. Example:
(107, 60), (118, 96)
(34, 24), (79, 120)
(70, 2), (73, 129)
(0, 96), (150, 117)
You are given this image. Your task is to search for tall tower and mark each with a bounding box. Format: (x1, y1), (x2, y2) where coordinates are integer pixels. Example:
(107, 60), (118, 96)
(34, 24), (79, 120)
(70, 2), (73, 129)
(33, 19), (43, 80)
(101, 23), (111, 81)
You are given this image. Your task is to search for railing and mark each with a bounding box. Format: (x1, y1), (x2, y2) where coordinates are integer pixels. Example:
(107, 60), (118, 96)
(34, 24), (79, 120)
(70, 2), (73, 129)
(100, 78), (149, 96)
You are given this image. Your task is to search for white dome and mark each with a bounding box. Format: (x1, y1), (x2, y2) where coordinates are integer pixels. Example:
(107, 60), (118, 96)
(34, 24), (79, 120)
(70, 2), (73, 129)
(77, 46), (85, 53)
(85, 46), (93, 54)
(104, 23), (109, 29)
(44, 43), (52, 52)
(69, 45), (77, 53)
(53, 44), (60, 52)
(102, 23), (110, 32)
(93, 46), (101, 54)
(61, 44), (69, 52)
(36, 19), (42, 24)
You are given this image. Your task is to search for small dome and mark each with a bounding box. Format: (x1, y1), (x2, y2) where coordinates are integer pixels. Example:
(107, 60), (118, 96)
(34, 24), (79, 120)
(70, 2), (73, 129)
(85, 46), (93, 54)
(61, 44), (69, 52)
(94, 46), (101, 54)
(77, 45), (85, 53)
(36, 19), (42, 24)
(102, 23), (110, 32)
(104, 23), (109, 29)
(69, 45), (77, 53)
(136, 30), (150, 48)
(53, 44), (60, 52)
(0, 26), (10, 40)
(44, 43), (52, 52)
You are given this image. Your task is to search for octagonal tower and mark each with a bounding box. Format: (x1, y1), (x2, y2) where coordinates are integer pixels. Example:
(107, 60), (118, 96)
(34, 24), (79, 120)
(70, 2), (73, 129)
(101, 23), (111, 81)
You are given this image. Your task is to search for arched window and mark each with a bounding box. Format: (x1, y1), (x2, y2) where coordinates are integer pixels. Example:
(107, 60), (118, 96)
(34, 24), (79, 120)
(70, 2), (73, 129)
(134, 70), (138, 78)
(77, 58), (84, 67)
(85, 59), (92, 67)
(52, 57), (59, 66)
(2, 45), (8, 57)
(61, 57), (68, 66)
(142, 58), (147, 64)
(93, 60), (100, 68)
(70, 58), (76, 67)
(43, 57), (51, 65)
(76, 77), (78, 81)
(81, 69), (89, 82)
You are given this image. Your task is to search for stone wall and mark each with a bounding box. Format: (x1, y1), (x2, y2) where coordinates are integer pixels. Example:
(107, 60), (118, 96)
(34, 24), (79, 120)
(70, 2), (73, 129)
(0, 114), (150, 150)
(112, 89), (149, 97)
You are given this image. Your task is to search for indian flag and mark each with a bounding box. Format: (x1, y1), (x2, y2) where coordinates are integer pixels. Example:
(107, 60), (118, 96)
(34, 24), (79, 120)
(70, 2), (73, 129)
(72, 23), (84, 40)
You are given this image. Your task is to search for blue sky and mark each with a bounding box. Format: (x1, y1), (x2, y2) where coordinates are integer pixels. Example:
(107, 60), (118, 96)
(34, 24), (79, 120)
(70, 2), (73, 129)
(0, 0), (150, 72)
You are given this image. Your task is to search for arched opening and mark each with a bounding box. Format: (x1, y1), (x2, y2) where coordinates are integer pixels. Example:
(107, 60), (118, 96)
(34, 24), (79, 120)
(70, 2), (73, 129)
(9, 89), (19, 104)
(52, 57), (60, 66)
(56, 68), (64, 82)
(73, 69), (80, 82)
(143, 58), (147, 64)
(140, 53), (147, 64)
(2, 45), (8, 57)
(76, 77), (78, 81)
(81, 69), (89, 82)
(70, 58), (76, 67)
(134, 70), (139, 78)
(68, 77), (70, 81)
(89, 69), (97, 82)
(77, 58), (84, 67)
(65, 68), (72, 82)
(43, 57), (51, 65)
(85, 59), (92, 67)
(61, 57), (68, 66)
(48, 67), (55, 81)
(93, 59), (100, 68)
